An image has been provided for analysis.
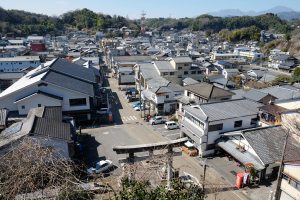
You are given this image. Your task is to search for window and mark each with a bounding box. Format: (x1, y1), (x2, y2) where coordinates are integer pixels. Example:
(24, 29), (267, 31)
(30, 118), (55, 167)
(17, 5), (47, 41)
(69, 98), (87, 106)
(38, 104), (41, 107)
(184, 71), (188, 75)
(191, 71), (196, 74)
(178, 75), (182, 78)
(187, 91), (191, 97)
(184, 64), (189, 66)
(234, 120), (243, 128)
(178, 67), (182, 70)
(166, 95), (169, 99)
(251, 118), (258, 125)
(170, 72), (175, 76)
(21, 105), (25, 109)
(185, 112), (205, 129)
(197, 71), (201, 74)
(208, 123), (223, 132)
(162, 72), (168, 76)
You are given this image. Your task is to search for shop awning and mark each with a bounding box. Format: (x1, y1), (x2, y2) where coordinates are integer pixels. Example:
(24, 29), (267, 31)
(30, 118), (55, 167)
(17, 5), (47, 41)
(218, 140), (265, 170)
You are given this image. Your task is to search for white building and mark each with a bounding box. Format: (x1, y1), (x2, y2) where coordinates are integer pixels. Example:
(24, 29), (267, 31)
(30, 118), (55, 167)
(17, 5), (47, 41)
(181, 99), (261, 156)
(0, 58), (100, 120)
(0, 56), (40, 72)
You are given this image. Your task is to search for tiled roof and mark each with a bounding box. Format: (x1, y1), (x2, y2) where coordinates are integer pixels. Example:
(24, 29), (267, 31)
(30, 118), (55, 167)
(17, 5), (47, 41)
(50, 58), (96, 83)
(184, 83), (234, 99)
(243, 126), (286, 165)
(42, 71), (94, 96)
(32, 118), (72, 141)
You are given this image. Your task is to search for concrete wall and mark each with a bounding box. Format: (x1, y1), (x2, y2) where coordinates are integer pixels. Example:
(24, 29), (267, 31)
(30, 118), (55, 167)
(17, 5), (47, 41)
(16, 94), (62, 115)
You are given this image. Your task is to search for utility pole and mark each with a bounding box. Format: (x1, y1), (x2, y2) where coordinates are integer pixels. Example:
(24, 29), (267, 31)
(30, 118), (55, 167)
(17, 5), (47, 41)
(274, 131), (289, 200)
(138, 64), (143, 118)
(201, 158), (207, 192)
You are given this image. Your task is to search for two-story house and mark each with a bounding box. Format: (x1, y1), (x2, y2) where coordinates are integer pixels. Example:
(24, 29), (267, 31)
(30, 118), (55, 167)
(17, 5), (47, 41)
(142, 77), (184, 114)
(0, 58), (100, 121)
(181, 99), (261, 156)
(177, 82), (234, 118)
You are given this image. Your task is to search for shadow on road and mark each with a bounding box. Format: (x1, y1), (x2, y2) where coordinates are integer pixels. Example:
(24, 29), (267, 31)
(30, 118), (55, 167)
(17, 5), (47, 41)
(81, 134), (101, 166)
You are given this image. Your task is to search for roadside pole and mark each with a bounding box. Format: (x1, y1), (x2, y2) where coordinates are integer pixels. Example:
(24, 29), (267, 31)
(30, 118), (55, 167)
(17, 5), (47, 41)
(274, 131), (289, 200)
(138, 65), (142, 118)
(201, 158), (207, 192)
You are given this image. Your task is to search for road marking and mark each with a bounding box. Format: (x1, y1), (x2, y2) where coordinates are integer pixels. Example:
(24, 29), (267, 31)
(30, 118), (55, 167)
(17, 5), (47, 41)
(122, 116), (138, 122)
(129, 116), (135, 120)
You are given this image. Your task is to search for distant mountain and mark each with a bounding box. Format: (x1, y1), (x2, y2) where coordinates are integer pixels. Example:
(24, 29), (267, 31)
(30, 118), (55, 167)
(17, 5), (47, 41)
(277, 12), (300, 20)
(208, 6), (300, 20)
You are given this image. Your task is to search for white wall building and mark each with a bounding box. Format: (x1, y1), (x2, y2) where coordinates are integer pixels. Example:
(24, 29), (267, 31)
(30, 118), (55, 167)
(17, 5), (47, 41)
(181, 99), (261, 156)
(0, 58), (99, 119)
(0, 56), (40, 72)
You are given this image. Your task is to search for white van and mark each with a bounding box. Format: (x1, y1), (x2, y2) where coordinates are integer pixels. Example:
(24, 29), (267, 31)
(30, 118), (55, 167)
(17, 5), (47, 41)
(164, 121), (179, 130)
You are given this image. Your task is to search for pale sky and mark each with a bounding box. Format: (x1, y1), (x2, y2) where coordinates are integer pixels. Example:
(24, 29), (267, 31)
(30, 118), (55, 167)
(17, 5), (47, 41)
(0, 0), (299, 19)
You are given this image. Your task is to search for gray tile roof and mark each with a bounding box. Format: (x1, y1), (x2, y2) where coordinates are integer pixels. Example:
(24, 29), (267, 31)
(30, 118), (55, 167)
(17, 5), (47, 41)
(50, 58), (96, 83)
(32, 117), (72, 141)
(42, 71), (94, 96)
(43, 107), (63, 121)
(243, 126), (286, 165)
(184, 83), (234, 99)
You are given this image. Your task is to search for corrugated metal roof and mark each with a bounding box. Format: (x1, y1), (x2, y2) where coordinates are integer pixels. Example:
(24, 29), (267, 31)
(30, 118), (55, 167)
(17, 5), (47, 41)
(218, 140), (265, 170)
(185, 99), (261, 122)
(172, 56), (192, 63)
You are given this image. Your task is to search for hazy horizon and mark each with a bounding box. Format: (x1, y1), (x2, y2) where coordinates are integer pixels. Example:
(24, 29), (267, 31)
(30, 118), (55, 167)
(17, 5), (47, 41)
(1, 0), (299, 19)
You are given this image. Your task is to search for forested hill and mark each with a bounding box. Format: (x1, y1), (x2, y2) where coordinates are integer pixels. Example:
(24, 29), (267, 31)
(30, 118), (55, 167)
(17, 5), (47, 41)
(146, 13), (291, 34)
(0, 7), (293, 36)
(0, 8), (138, 36)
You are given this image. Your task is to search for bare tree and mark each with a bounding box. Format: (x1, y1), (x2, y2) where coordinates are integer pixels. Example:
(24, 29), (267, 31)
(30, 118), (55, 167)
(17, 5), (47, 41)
(0, 138), (92, 200)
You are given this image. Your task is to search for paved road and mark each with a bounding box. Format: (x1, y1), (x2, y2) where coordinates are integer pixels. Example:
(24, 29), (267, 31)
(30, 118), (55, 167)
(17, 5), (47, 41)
(81, 76), (260, 200)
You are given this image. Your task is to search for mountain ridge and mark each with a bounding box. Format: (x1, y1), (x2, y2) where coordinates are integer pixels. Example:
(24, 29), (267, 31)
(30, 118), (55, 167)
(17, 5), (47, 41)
(208, 6), (300, 20)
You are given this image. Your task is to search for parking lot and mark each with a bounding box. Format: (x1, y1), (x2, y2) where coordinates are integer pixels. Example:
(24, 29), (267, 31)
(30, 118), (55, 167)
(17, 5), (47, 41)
(151, 123), (181, 141)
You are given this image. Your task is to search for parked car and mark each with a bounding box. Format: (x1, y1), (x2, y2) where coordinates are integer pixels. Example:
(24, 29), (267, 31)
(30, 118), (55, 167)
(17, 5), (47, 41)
(132, 101), (142, 108)
(97, 108), (109, 114)
(87, 160), (113, 174)
(181, 141), (198, 157)
(149, 116), (165, 125)
(126, 88), (138, 96)
(133, 104), (144, 111)
(165, 121), (179, 130)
